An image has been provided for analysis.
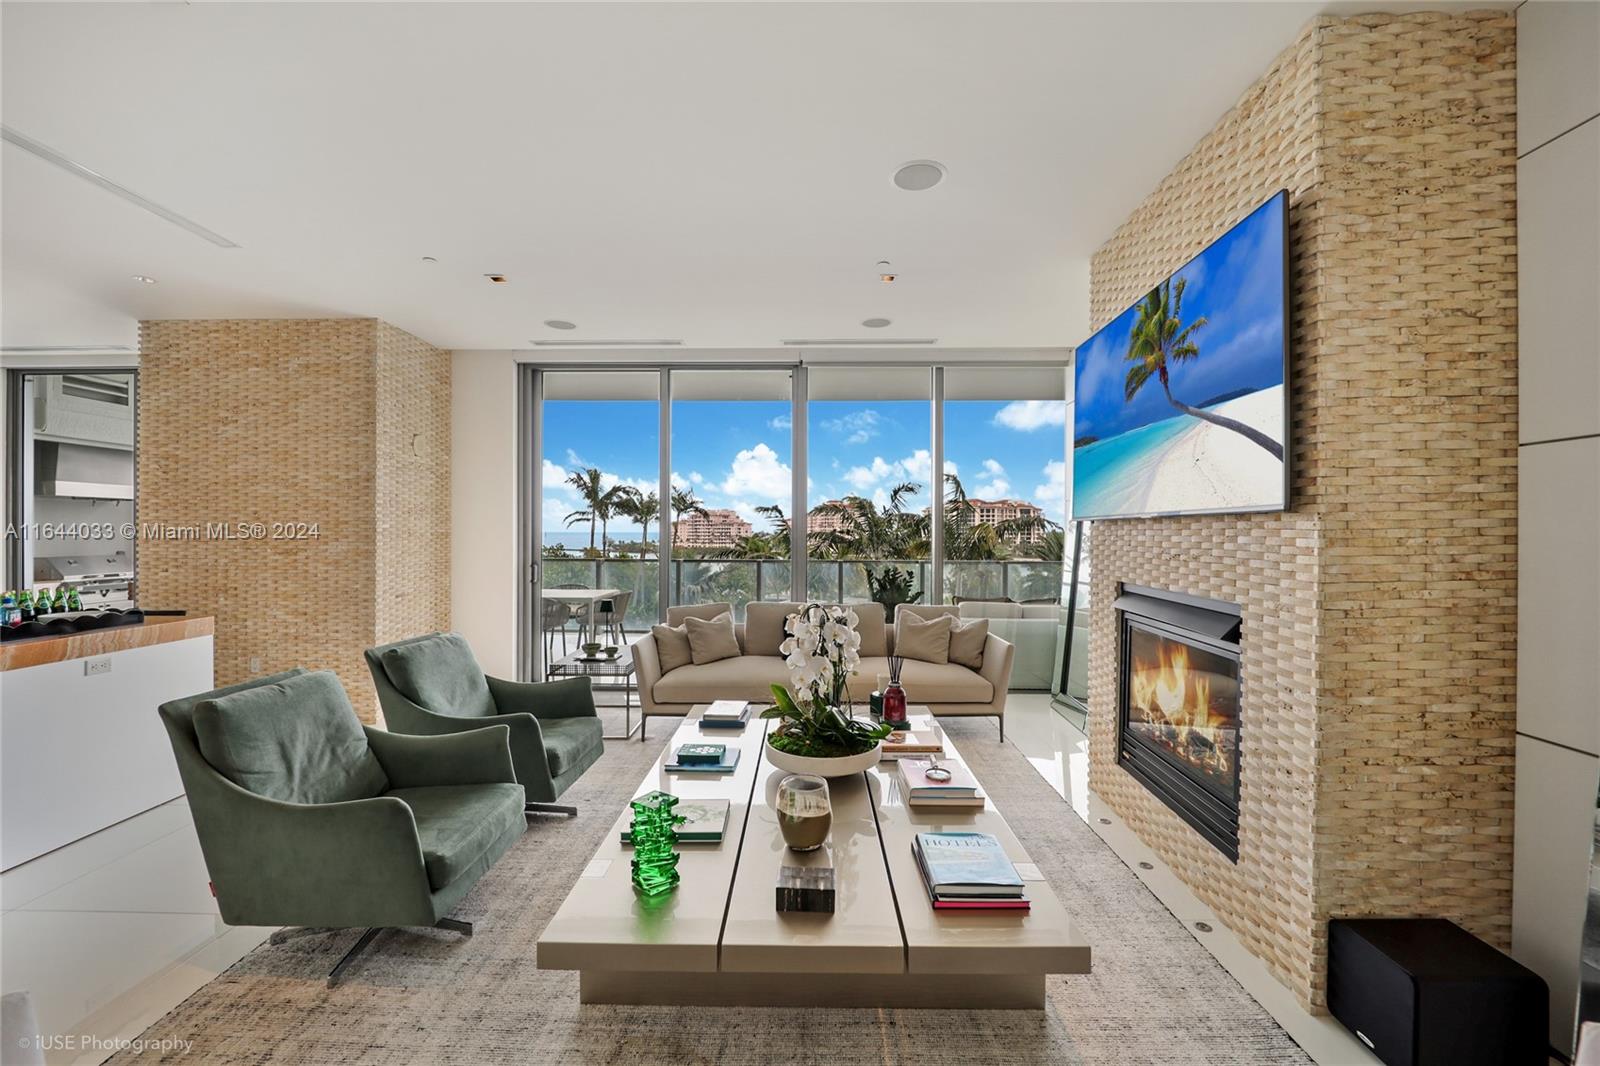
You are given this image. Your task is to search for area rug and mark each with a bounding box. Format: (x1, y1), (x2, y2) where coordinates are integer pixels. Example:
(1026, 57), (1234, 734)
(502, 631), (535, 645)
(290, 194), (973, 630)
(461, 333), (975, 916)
(112, 720), (1310, 1065)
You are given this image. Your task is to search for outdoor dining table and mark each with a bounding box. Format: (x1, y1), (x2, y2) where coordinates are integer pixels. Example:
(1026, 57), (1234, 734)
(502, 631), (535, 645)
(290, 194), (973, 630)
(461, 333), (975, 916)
(541, 587), (623, 645)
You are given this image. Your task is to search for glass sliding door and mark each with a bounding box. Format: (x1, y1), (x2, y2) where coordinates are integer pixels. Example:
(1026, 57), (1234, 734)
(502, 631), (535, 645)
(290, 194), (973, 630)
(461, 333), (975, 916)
(538, 371), (660, 674)
(940, 366), (1068, 690)
(805, 367), (932, 612)
(668, 369), (793, 619)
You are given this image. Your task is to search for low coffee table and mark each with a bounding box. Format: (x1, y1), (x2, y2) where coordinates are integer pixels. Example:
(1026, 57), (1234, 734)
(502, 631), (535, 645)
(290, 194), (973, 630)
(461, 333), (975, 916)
(537, 708), (1090, 1008)
(546, 646), (638, 740)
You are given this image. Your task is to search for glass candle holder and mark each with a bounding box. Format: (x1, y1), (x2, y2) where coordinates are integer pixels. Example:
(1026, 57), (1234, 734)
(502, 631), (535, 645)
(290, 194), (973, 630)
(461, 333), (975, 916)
(775, 774), (832, 853)
(882, 680), (908, 727)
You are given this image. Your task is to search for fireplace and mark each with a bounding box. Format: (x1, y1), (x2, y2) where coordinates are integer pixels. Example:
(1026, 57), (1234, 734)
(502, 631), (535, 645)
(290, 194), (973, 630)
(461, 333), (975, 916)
(1115, 585), (1242, 861)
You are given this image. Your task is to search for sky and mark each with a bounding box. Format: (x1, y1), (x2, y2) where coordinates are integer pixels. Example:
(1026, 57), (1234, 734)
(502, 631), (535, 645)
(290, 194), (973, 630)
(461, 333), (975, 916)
(1073, 191), (1287, 442)
(541, 396), (1068, 543)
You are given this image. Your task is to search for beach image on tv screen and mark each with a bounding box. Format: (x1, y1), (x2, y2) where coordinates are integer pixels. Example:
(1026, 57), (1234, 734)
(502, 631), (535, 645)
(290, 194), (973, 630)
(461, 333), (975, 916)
(1072, 192), (1287, 519)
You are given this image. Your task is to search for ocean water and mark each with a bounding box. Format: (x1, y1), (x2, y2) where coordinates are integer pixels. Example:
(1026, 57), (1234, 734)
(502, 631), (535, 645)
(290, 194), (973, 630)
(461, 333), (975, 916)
(1073, 412), (1197, 518)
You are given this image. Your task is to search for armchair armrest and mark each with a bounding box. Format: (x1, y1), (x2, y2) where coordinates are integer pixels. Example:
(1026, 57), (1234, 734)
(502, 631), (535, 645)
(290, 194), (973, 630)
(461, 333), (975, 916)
(364, 724), (518, 788)
(979, 632), (1016, 698)
(486, 674), (596, 720)
(631, 634), (666, 713)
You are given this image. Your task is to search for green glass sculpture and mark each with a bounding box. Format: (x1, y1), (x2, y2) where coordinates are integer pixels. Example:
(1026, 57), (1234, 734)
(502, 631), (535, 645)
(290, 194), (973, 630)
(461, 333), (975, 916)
(629, 791), (684, 897)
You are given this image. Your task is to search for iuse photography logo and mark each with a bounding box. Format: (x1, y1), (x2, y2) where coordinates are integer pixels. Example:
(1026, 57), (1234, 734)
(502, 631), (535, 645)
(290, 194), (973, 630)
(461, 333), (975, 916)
(21, 1033), (193, 1056)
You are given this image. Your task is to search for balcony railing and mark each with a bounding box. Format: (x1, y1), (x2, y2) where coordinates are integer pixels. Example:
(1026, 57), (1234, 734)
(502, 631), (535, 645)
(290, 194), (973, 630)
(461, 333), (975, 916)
(538, 556), (1064, 631)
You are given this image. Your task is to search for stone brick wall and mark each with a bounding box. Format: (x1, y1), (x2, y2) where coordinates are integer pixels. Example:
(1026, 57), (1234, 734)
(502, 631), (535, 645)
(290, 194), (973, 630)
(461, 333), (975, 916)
(137, 319), (451, 722)
(1085, 11), (1516, 1008)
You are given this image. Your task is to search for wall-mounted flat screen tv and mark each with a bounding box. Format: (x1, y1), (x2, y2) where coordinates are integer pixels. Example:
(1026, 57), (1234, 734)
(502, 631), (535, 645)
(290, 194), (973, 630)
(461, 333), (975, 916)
(1072, 190), (1289, 521)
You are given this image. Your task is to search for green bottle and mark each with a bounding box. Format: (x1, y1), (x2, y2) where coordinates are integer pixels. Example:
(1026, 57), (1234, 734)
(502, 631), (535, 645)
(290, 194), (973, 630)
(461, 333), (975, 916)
(51, 586), (66, 613)
(66, 585), (83, 612)
(17, 590), (34, 623)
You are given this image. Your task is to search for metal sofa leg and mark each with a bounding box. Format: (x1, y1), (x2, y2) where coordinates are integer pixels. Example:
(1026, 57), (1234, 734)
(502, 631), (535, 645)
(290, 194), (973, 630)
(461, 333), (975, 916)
(998, 715), (1005, 743)
(435, 916), (473, 936)
(327, 928), (384, 988)
(526, 801), (578, 816)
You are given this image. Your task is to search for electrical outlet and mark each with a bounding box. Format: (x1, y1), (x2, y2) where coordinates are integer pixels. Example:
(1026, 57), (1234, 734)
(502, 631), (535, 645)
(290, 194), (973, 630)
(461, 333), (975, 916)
(249, 657), (262, 673)
(84, 657), (111, 676)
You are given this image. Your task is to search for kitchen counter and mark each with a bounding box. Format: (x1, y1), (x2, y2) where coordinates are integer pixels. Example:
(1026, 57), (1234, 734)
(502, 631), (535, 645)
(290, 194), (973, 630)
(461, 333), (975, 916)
(2, 614), (213, 869)
(0, 615), (214, 671)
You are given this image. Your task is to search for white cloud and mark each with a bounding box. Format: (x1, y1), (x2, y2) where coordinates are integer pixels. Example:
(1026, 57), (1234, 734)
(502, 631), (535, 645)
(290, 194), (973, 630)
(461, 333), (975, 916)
(820, 409), (882, 445)
(689, 471), (707, 486)
(768, 414), (792, 431)
(565, 447), (588, 467)
(973, 478), (1010, 498)
(542, 459), (570, 488)
(1033, 459), (1067, 521)
(994, 400), (1067, 432)
(671, 471), (689, 491)
(719, 442), (791, 500)
(844, 456), (895, 490)
(842, 449), (955, 494)
(981, 458), (1005, 476)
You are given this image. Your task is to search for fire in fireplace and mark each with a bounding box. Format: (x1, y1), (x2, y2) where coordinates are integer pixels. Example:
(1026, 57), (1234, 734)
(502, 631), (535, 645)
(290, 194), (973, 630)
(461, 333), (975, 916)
(1115, 585), (1242, 861)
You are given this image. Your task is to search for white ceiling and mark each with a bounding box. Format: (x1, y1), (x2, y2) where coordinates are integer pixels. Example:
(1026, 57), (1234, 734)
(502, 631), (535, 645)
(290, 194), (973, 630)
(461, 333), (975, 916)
(0, 2), (1495, 353)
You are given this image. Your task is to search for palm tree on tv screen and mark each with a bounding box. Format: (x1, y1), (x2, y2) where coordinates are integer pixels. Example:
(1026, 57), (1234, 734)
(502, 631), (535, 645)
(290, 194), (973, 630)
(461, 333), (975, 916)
(1123, 276), (1283, 460)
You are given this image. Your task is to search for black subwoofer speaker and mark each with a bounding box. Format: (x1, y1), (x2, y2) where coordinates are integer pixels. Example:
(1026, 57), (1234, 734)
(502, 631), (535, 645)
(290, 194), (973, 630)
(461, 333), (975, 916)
(1327, 918), (1548, 1066)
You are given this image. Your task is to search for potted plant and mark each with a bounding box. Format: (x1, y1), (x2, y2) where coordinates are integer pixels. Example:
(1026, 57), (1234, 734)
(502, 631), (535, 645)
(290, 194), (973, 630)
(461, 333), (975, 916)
(865, 565), (921, 621)
(762, 603), (894, 777)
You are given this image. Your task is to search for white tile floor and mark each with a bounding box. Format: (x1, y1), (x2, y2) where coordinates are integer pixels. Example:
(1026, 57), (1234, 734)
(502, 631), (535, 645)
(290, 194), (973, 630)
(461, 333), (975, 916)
(1002, 692), (1380, 1066)
(1, 692), (1377, 1066)
(0, 800), (272, 1066)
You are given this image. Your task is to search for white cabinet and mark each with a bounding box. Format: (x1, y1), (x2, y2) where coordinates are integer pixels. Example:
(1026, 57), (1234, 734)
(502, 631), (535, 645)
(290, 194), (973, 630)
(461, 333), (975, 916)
(33, 373), (135, 449)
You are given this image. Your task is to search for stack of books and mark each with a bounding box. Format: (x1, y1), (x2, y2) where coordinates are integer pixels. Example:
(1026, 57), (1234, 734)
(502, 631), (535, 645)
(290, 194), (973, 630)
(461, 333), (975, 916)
(700, 700), (750, 730)
(878, 729), (945, 761)
(912, 831), (1029, 911)
(896, 757), (985, 810)
(664, 743), (741, 773)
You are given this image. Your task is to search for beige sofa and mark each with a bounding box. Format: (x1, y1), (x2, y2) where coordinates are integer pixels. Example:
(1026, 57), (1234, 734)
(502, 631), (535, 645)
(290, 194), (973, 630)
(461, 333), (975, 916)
(632, 601), (1015, 741)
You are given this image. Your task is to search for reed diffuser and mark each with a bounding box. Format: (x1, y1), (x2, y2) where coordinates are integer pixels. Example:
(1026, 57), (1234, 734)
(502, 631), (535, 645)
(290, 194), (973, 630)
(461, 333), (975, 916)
(882, 655), (908, 728)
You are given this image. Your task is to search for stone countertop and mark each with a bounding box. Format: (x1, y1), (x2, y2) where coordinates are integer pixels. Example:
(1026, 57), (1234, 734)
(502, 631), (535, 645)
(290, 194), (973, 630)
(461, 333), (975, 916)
(0, 615), (215, 672)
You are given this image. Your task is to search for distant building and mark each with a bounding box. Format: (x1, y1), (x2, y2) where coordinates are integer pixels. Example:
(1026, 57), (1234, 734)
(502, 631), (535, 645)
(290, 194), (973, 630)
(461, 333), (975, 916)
(673, 508), (752, 548)
(807, 501), (852, 536)
(953, 498), (1047, 543)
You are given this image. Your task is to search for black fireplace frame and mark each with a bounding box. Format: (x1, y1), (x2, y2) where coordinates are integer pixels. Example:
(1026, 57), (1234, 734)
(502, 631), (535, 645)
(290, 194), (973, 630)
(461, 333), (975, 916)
(1114, 585), (1243, 862)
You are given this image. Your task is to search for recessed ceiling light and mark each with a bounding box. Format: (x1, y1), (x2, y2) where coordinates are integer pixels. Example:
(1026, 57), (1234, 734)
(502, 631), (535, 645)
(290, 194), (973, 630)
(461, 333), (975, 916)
(893, 160), (946, 191)
(131, 275), (157, 284)
(861, 317), (891, 329)
(421, 256), (437, 263)
(485, 274), (507, 284)
(876, 260), (896, 283)
(543, 319), (577, 330)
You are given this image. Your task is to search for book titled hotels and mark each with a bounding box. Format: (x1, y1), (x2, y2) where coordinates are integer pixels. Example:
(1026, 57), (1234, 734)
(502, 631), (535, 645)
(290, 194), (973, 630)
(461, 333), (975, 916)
(897, 757), (985, 809)
(913, 831), (1029, 911)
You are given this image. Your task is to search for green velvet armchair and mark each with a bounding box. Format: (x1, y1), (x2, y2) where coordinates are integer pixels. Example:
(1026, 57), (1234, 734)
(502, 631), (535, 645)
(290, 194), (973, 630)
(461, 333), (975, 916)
(158, 669), (527, 986)
(365, 633), (604, 816)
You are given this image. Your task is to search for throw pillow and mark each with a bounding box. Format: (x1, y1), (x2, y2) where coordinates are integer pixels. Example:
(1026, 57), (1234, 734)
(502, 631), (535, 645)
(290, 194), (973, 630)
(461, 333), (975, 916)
(685, 613), (741, 665)
(194, 671), (389, 805)
(744, 601), (800, 658)
(948, 617), (989, 670)
(651, 622), (694, 674)
(849, 602), (889, 657)
(896, 612), (953, 665)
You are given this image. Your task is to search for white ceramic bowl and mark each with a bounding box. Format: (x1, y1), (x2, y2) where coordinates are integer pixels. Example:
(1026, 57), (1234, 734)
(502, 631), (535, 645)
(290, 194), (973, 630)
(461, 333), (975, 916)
(764, 738), (885, 778)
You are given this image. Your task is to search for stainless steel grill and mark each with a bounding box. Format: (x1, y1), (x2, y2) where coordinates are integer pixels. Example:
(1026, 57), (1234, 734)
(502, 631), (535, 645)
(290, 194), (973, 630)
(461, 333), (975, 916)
(33, 551), (134, 609)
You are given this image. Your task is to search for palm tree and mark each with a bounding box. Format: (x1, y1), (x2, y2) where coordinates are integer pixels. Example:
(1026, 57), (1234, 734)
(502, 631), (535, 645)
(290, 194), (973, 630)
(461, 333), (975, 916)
(808, 482), (930, 562)
(614, 489), (659, 558)
(564, 467), (625, 556)
(709, 532), (787, 560)
(1124, 276), (1282, 459)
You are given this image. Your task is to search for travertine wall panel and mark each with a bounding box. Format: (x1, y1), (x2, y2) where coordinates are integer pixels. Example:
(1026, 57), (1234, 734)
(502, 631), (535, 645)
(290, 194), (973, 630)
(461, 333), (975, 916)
(138, 319), (450, 722)
(1086, 11), (1516, 1008)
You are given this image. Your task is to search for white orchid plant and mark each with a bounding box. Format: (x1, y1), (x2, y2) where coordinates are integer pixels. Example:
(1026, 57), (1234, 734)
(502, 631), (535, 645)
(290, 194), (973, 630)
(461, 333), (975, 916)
(762, 603), (894, 758)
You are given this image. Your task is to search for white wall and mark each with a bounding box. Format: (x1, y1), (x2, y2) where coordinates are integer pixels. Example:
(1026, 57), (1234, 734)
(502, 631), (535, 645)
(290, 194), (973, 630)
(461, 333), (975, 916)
(450, 351), (520, 677)
(1512, 0), (1600, 1054)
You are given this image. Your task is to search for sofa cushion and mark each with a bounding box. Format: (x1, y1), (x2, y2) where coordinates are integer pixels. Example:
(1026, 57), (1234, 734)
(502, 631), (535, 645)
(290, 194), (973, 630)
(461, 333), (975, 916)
(539, 716), (604, 776)
(896, 612), (952, 664)
(851, 658), (995, 704)
(948, 617), (989, 671)
(385, 784), (526, 891)
(651, 622), (694, 674)
(653, 655), (791, 704)
(194, 671), (390, 805)
(849, 602), (889, 657)
(686, 614), (741, 665)
(380, 633), (496, 719)
(744, 601), (800, 657)
(665, 601), (734, 626)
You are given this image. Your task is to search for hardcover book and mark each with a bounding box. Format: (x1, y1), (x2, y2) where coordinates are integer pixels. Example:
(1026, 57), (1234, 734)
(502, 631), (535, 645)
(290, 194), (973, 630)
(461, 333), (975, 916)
(675, 743), (727, 765)
(665, 746), (742, 773)
(703, 700), (749, 720)
(621, 797), (730, 844)
(913, 832), (1024, 897)
(897, 758), (980, 798)
(879, 730), (946, 759)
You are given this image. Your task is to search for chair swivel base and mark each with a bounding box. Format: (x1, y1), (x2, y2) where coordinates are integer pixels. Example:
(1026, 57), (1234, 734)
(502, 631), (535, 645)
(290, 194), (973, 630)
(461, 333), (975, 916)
(271, 918), (475, 987)
(526, 801), (578, 816)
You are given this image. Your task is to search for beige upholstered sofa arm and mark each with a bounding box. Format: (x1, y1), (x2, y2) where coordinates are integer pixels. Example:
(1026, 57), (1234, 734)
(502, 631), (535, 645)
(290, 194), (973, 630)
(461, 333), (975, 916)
(631, 632), (667, 713)
(980, 633), (1016, 706)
